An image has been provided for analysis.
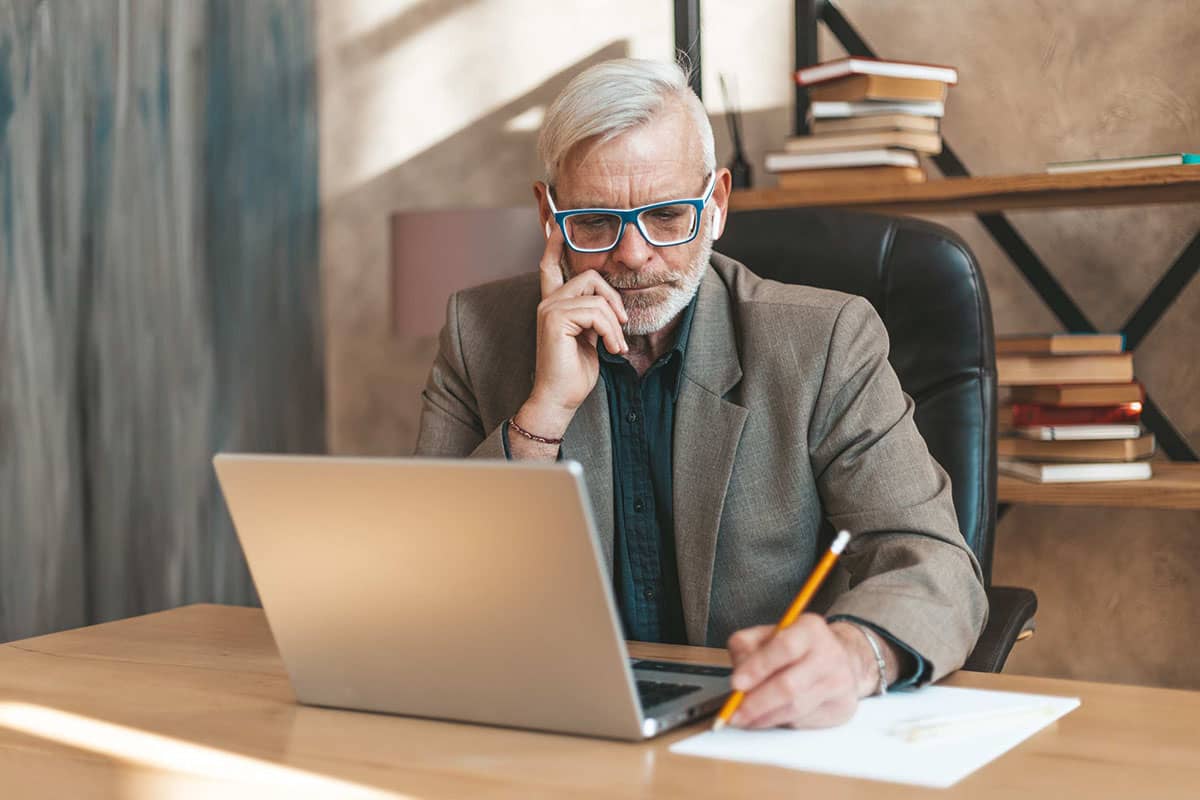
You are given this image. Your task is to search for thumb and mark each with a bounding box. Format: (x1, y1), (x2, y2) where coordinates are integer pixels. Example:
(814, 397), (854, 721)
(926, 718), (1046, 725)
(539, 221), (567, 298)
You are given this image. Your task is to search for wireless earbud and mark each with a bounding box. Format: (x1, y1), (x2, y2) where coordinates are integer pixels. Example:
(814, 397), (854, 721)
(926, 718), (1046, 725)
(712, 208), (723, 241)
(544, 221), (552, 239)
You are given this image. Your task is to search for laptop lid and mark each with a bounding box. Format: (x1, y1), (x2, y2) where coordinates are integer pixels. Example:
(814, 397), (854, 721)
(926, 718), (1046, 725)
(213, 454), (647, 740)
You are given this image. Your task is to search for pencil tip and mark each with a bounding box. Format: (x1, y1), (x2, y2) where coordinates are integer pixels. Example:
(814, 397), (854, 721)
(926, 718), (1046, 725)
(711, 718), (726, 732)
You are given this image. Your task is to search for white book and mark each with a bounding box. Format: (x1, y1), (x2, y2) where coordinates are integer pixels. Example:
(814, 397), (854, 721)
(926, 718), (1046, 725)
(810, 100), (945, 119)
(795, 57), (959, 86)
(765, 148), (919, 173)
(1046, 153), (1199, 174)
(1015, 424), (1142, 441)
(998, 459), (1153, 484)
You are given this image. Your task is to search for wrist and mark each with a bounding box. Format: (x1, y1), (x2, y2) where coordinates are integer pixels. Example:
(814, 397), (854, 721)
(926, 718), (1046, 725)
(517, 396), (575, 440)
(830, 621), (887, 698)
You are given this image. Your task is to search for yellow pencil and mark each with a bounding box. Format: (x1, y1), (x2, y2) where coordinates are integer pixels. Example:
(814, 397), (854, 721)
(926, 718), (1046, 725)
(712, 529), (852, 731)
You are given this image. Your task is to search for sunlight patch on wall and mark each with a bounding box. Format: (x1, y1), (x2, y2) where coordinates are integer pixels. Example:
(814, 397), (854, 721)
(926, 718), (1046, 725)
(319, 0), (673, 196)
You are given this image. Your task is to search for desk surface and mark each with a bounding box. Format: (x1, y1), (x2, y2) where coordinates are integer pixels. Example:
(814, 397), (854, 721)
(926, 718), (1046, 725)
(1, 605), (1197, 799)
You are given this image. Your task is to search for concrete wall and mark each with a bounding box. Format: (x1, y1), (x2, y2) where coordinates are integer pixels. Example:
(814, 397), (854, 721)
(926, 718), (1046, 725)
(318, 0), (1200, 688)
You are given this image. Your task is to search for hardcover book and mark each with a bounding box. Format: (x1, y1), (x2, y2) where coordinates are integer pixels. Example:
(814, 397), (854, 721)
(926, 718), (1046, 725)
(998, 459), (1153, 483)
(794, 57), (958, 86)
(1008, 402), (1142, 427)
(1008, 383), (1144, 407)
(765, 148), (919, 173)
(1046, 153), (1200, 174)
(998, 433), (1155, 462)
(996, 333), (1124, 356)
(775, 165), (926, 191)
(996, 354), (1133, 386)
(807, 74), (948, 104)
(782, 129), (942, 155)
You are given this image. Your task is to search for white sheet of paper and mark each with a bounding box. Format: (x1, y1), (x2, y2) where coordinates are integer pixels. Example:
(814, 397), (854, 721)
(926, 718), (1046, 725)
(669, 686), (1080, 788)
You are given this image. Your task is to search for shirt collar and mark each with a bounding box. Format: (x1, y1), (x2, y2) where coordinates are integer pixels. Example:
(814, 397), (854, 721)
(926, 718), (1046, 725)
(598, 291), (699, 400)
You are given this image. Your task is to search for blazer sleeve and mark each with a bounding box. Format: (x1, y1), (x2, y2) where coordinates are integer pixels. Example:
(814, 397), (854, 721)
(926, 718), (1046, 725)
(413, 292), (508, 459)
(808, 296), (988, 682)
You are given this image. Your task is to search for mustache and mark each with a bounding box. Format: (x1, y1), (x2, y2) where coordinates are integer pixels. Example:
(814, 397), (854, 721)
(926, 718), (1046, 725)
(602, 273), (682, 290)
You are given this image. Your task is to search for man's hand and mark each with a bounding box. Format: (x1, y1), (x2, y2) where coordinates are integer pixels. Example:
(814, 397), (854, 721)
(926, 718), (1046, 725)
(726, 615), (900, 729)
(510, 225), (629, 457)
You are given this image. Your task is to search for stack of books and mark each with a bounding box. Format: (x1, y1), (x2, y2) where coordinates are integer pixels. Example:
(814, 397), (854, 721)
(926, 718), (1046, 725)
(996, 333), (1153, 484)
(765, 57), (958, 192)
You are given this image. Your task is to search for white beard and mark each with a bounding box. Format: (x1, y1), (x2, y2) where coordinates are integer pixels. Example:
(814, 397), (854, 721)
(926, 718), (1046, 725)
(620, 226), (713, 336)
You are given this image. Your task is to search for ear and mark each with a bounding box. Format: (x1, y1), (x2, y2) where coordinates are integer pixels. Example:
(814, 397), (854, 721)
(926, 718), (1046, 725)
(710, 168), (732, 241)
(532, 181), (553, 237)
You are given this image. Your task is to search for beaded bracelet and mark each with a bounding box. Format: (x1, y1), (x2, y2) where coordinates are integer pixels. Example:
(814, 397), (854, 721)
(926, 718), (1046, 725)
(507, 417), (564, 446)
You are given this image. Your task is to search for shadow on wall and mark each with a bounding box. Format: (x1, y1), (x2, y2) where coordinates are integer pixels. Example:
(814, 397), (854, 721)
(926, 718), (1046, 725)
(334, 0), (484, 73)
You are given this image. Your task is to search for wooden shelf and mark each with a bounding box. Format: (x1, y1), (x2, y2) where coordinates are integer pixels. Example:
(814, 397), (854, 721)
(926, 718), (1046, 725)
(998, 462), (1200, 510)
(730, 164), (1200, 214)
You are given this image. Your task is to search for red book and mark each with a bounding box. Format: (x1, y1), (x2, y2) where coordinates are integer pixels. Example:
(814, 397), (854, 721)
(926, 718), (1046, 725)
(1009, 402), (1142, 427)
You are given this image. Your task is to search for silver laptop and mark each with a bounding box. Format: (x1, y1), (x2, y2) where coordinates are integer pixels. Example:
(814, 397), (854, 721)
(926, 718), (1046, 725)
(213, 454), (731, 740)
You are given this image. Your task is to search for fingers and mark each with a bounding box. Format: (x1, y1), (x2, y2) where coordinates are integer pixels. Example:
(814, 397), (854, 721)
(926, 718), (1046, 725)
(567, 271), (629, 326)
(732, 660), (856, 728)
(727, 625), (774, 666)
(746, 690), (857, 731)
(730, 614), (823, 693)
(730, 653), (820, 728)
(726, 615), (859, 729)
(540, 296), (628, 355)
(539, 251), (629, 327)
(539, 223), (567, 298)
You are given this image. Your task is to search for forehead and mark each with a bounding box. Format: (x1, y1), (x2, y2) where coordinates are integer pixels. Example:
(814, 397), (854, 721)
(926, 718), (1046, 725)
(555, 105), (706, 207)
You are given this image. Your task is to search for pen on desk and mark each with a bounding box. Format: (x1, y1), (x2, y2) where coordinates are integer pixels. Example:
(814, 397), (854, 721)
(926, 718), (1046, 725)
(889, 703), (1059, 743)
(712, 529), (852, 731)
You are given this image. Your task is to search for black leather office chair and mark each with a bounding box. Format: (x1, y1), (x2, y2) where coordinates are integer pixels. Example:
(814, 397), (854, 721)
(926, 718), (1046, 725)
(718, 208), (1035, 672)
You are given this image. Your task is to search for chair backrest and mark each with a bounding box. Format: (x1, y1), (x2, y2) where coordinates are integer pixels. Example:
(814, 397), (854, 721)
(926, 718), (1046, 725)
(718, 208), (998, 582)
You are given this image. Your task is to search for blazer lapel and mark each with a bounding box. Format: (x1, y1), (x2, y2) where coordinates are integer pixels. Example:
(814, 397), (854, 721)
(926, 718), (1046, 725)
(563, 378), (615, 574)
(674, 267), (748, 645)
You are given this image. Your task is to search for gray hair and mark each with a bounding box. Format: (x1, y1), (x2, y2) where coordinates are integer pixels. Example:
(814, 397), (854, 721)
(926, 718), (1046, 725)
(537, 57), (716, 185)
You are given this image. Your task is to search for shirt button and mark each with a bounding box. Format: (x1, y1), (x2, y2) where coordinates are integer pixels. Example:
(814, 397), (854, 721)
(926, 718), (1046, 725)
(633, 499), (645, 513)
(643, 588), (655, 601)
(626, 410), (638, 424)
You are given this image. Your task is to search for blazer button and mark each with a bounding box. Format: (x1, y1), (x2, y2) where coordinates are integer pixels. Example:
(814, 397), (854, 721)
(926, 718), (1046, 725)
(626, 410), (638, 424)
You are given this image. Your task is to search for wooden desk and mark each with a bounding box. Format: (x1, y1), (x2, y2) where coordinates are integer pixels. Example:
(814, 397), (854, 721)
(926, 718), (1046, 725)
(2, 605), (1197, 798)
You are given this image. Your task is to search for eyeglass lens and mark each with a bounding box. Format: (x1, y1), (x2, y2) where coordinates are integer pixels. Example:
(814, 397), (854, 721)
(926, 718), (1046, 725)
(563, 204), (698, 250)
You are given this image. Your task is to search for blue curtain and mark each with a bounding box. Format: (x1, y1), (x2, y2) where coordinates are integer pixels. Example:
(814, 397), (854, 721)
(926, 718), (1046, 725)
(0, 0), (323, 640)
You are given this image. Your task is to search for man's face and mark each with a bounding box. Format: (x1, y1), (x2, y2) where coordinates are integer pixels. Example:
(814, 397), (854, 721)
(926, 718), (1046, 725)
(546, 106), (728, 336)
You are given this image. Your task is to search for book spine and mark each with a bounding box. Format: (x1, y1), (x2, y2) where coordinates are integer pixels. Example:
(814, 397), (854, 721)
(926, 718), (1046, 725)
(1010, 403), (1142, 427)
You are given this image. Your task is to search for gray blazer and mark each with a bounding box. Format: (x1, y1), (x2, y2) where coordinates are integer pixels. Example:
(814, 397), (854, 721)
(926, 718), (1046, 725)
(415, 253), (988, 681)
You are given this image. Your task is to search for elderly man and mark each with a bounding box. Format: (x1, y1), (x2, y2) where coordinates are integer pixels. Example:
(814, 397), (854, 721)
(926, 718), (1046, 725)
(416, 58), (987, 729)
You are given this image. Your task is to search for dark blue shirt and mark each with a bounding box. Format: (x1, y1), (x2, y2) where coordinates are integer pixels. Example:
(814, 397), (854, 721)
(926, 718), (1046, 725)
(596, 297), (698, 644)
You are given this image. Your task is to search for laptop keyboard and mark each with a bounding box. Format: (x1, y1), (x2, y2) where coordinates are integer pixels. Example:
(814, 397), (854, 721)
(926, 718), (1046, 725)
(631, 660), (732, 678)
(636, 680), (703, 709)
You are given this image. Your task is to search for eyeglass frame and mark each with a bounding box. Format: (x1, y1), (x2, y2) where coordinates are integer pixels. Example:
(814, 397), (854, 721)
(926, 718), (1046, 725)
(544, 172), (718, 253)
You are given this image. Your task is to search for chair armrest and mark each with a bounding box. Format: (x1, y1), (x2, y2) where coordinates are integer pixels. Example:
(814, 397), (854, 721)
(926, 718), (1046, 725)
(962, 585), (1038, 673)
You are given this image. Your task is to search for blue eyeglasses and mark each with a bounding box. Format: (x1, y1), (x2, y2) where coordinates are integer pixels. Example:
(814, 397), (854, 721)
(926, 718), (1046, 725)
(546, 173), (717, 253)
